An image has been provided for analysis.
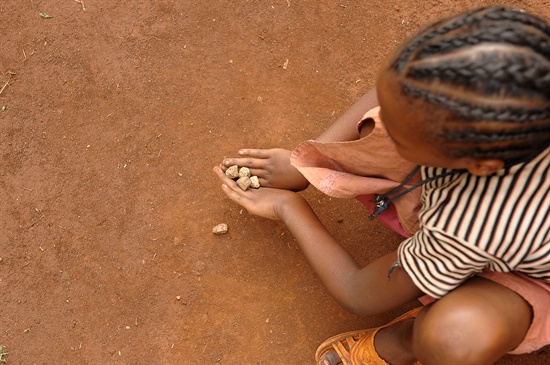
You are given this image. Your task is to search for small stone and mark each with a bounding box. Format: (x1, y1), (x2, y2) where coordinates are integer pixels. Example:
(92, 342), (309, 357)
(225, 165), (239, 179)
(236, 176), (251, 191)
(238, 166), (250, 178)
(192, 260), (207, 276)
(250, 175), (260, 188)
(212, 223), (228, 234)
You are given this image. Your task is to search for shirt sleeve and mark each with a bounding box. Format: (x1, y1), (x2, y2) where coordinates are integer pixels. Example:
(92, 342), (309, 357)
(397, 227), (497, 298)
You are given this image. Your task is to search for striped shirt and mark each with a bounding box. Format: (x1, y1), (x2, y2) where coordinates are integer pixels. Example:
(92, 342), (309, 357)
(398, 147), (550, 298)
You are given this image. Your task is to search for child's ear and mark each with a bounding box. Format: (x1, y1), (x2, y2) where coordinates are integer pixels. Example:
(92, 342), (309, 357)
(466, 159), (505, 176)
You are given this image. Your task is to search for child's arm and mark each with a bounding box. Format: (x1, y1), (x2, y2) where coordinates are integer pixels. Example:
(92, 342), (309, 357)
(214, 166), (423, 315)
(280, 193), (423, 315)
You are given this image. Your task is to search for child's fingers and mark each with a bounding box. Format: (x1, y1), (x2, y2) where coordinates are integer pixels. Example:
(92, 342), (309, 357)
(238, 149), (271, 159)
(213, 166), (235, 185)
(217, 163), (269, 186)
(222, 156), (267, 170)
(222, 148), (271, 167)
(221, 183), (246, 203)
(246, 167), (266, 180)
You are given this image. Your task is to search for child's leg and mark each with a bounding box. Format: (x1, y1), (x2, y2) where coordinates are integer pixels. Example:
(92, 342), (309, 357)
(315, 87), (379, 142)
(318, 276), (533, 365)
(380, 276), (532, 365)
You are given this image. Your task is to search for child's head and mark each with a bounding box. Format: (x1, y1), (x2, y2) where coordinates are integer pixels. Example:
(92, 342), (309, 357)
(376, 6), (550, 173)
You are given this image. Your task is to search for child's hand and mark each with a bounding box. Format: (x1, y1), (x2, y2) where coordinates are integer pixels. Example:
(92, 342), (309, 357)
(220, 148), (309, 191)
(213, 166), (303, 221)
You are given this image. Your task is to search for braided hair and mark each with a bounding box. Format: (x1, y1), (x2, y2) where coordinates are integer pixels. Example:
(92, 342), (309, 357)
(389, 7), (550, 166)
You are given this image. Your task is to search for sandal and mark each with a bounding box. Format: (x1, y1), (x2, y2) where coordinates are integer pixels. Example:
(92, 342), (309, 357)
(315, 307), (423, 365)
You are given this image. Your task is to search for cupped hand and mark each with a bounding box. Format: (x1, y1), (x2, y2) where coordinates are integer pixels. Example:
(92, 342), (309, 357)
(213, 166), (303, 221)
(220, 148), (309, 191)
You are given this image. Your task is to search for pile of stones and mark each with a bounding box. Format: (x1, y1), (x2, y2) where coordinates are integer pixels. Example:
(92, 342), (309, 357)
(225, 165), (260, 191)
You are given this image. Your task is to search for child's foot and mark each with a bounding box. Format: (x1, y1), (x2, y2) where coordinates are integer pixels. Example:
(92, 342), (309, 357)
(221, 148), (309, 191)
(317, 349), (343, 365)
(315, 308), (422, 365)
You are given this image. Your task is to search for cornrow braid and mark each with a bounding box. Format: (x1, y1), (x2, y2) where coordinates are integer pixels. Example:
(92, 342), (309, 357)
(406, 53), (550, 98)
(391, 6), (550, 166)
(402, 84), (550, 122)
(393, 7), (550, 71)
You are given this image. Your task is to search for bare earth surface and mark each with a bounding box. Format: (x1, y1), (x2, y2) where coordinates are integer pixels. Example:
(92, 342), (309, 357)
(1, 1), (549, 364)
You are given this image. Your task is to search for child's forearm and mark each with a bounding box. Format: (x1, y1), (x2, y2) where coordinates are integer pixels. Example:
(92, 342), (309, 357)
(279, 195), (422, 315)
(279, 196), (362, 305)
(315, 88), (379, 143)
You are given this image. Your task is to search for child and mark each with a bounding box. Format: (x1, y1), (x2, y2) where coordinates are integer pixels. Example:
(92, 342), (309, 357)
(213, 7), (549, 365)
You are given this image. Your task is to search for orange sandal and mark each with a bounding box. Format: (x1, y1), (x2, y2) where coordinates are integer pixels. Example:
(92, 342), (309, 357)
(315, 307), (423, 365)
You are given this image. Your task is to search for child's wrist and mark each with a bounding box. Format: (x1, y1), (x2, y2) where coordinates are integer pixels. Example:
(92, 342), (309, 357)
(277, 194), (310, 222)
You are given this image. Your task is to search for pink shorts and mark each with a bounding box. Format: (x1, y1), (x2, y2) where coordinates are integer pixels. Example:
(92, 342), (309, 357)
(354, 192), (550, 354)
(354, 193), (550, 353)
(418, 270), (550, 354)
(355, 194), (410, 237)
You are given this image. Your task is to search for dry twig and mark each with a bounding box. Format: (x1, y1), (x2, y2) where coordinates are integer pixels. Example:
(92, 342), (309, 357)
(0, 72), (15, 96)
(75, 0), (86, 11)
(0, 81), (10, 96)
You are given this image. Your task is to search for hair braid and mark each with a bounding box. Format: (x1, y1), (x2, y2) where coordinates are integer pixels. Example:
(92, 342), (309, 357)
(415, 27), (550, 64)
(391, 6), (550, 165)
(407, 54), (550, 96)
(402, 85), (550, 122)
(392, 9), (481, 72)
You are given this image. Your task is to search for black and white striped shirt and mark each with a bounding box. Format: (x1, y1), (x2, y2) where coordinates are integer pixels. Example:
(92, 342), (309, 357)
(398, 147), (550, 298)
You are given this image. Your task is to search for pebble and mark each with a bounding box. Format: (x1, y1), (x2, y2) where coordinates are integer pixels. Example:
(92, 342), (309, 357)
(192, 260), (207, 276)
(250, 176), (260, 189)
(225, 165), (239, 179)
(225, 165), (260, 191)
(236, 176), (251, 191)
(238, 166), (250, 178)
(212, 223), (228, 235)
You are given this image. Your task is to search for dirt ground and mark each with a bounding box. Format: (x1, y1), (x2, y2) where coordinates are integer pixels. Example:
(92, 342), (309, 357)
(1, 1), (549, 364)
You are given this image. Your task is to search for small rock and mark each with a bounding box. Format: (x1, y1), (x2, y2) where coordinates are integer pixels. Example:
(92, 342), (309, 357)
(192, 260), (207, 276)
(238, 166), (250, 178)
(236, 176), (251, 191)
(212, 223), (228, 234)
(250, 176), (260, 188)
(225, 165), (239, 179)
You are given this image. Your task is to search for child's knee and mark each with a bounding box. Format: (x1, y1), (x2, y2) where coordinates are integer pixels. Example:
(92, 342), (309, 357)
(411, 302), (514, 365)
